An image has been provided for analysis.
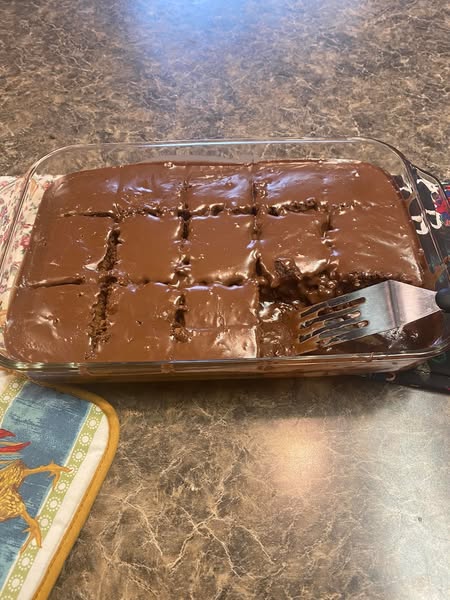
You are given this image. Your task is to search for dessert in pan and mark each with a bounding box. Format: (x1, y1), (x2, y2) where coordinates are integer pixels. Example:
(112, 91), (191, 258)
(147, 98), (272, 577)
(4, 160), (428, 363)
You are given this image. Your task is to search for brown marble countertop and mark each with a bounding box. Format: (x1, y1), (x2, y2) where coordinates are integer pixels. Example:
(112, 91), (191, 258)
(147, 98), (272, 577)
(1, 0), (449, 598)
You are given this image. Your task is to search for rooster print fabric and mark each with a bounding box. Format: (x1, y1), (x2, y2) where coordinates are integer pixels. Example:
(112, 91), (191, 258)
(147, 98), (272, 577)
(0, 371), (112, 600)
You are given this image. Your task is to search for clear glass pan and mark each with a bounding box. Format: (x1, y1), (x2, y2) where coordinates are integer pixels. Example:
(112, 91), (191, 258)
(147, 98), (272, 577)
(1, 137), (449, 382)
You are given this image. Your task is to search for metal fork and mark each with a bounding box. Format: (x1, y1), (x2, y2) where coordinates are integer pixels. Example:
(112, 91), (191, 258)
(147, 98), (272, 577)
(297, 280), (450, 351)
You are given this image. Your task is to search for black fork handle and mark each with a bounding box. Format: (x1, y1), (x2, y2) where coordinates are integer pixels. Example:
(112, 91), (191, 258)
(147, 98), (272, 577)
(435, 288), (450, 312)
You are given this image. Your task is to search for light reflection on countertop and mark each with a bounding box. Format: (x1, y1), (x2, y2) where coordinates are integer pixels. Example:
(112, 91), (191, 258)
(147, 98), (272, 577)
(253, 418), (330, 495)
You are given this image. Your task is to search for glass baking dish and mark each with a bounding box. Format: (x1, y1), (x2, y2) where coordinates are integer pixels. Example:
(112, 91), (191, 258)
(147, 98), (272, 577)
(1, 137), (449, 382)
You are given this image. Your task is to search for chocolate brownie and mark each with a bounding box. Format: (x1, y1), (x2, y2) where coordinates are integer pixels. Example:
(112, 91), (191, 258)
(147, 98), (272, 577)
(4, 159), (428, 363)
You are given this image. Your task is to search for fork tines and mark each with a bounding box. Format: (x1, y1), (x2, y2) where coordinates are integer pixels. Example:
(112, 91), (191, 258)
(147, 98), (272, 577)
(298, 294), (368, 348)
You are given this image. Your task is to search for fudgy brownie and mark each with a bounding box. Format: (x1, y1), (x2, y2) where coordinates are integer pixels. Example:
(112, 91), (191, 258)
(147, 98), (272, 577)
(328, 203), (423, 287)
(256, 212), (331, 288)
(95, 283), (182, 361)
(4, 160), (427, 363)
(114, 214), (184, 284)
(19, 215), (114, 287)
(5, 284), (100, 362)
(175, 282), (259, 360)
(185, 164), (254, 215)
(186, 213), (257, 285)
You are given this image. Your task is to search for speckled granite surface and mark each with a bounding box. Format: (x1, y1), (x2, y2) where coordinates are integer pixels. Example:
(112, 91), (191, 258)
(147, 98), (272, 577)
(1, 0), (449, 598)
(1, 0), (449, 181)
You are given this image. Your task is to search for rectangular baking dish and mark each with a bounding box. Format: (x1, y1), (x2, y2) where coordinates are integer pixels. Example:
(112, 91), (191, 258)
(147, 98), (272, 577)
(1, 137), (450, 382)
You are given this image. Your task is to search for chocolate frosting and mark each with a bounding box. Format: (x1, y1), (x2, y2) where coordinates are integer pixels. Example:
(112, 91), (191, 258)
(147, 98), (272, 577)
(187, 213), (257, 285)
(173, 328), (258, 360)
(5, 285), (99, 362)
(185, 164), (253, 215)
(115, 214), (183, 284)
(96, 283), (182, 361)
(257, 212), (331, 286)
(328, 204), (423, 286)
(19, 215), (113, 287)
(4, 159), (428, 363)
(183, 282), (259, 329)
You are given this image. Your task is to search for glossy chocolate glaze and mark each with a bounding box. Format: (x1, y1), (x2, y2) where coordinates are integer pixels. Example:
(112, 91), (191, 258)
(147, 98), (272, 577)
(257, 212), (331, 287)
(173, 327), (258, 360)
(4, 160), (429, 363)
(183, 282), (259, 329)
(44, 167), (121, 217)
(187, 213), (257, 285)
(328, 204), (423, 287)
(254, 161), (407, 213)
(19, 215), (114, 286)
(96, 283), (182, 361)
(118, 162), (188, 215)
(5, 284), (99, 362)
(185, 164), (254, 215)
(114, 214), (183, 284)
(174, 282), (259, 359)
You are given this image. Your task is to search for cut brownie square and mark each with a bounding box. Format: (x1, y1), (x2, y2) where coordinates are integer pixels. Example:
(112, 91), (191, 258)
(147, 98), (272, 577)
(187, 214), (257, 284)
(257, 212), (331, 286)
(328, 205), (424, 287)
(173, 329), (258, 360)
(174, 282), (259, 360)
(4, 284), (99, 362)
(20, 215), (115, 286)
(115, 214), (184, 284)
(253, 161), (329, 214)
(183, 282), (259, 329)
(116, 162), (188, 215)
(95, 283), (182, 361)
(253, 161), (405, 214)
(185, 164), (253, 215)
(45, 167), (121, 217)
(313, 161), (408, 210)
